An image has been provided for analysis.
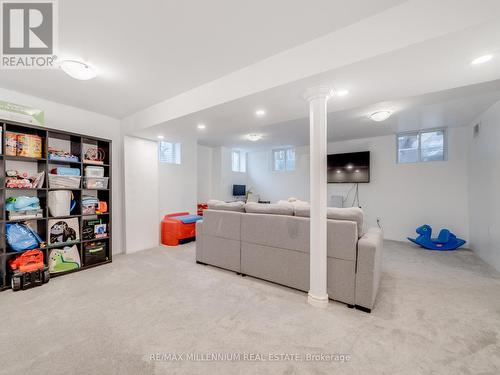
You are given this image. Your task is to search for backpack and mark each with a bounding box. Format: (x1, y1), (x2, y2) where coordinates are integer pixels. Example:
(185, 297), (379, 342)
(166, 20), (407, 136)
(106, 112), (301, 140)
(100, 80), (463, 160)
(6, 223), (42, 252)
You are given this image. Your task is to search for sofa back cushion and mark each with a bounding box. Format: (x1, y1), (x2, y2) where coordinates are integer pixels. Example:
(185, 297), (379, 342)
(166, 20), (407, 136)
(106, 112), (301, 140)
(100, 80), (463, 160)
(245, 202), (294, 216)
(202, 210), (242, 240)
(241, 213), (309, 253)
(207, 199), (245, 212)
(295, 206), (363, 236)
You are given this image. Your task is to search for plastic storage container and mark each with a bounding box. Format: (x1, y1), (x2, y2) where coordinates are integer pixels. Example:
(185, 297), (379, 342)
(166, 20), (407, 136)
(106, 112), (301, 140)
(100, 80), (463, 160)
(48, 174), (81, 189)
(84, 166), (105, 178)
(83, 177), (108, 189)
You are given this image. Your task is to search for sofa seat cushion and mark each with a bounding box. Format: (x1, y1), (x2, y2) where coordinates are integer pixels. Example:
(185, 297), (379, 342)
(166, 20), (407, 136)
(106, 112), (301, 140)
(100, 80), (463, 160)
(207, 199), (245, 212)
(295, 206), (363, 236)
(245, 202), (294, 216)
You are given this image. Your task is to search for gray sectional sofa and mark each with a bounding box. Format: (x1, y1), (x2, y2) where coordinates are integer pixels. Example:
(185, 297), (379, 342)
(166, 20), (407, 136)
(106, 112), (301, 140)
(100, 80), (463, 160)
(195, 201), (383, 312)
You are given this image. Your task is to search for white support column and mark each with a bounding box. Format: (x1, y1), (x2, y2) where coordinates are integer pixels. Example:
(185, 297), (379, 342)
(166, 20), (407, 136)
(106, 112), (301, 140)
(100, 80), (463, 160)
(303, 87), (333, 308)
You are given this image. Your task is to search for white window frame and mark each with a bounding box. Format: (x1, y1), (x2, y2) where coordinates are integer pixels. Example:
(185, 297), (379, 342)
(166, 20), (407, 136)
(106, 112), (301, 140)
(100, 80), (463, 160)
(159, 141), (181, 165)
(272, 147), (296, 172)
(396, 128), (447, 164)
(231, 150), (246, 172)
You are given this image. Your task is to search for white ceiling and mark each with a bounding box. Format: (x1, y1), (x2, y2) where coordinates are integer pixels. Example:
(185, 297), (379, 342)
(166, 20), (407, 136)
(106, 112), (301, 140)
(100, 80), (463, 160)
(135, 18), (500, 148)
(140, 81), (500, 150)
(0, 0), (405, 118)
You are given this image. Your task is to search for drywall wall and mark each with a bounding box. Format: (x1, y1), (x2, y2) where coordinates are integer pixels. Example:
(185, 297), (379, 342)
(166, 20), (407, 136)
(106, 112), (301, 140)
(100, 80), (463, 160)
(246, 127), (469, 241)
(210, 146), (247, 202)
(123, 136), (159, 253)
(467, 100), (500, 272)
(197, 145), (213, 202)
(246, 146), (309, 202)
(0, 88), (125, 255)
(158, 137), (197, 216)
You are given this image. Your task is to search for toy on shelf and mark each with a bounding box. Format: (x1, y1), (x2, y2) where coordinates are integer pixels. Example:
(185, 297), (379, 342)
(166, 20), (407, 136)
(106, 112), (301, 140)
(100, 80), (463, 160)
(48, 147), (79, 163)
(83, 147), (105, 165)
(5, 169), (45, 188)
(5, 132), (43, 157)
(9, 249), (50, 291)
(408, 224), (466, 251)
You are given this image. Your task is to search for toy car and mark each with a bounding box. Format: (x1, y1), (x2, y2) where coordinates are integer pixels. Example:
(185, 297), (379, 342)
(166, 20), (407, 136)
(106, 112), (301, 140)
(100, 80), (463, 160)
(9, 249), (50, 291)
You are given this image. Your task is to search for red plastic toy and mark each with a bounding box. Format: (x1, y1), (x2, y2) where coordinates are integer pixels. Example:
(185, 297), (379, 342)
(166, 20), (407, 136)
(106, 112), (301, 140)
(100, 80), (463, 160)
(9, 249), (50, 291)
(197, 203), (208, 216)
(161, 212), (200, 246)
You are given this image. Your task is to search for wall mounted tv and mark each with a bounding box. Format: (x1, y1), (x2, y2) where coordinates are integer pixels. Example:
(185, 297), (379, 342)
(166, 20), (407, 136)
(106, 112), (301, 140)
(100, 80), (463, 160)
(327, 151), (370, 183)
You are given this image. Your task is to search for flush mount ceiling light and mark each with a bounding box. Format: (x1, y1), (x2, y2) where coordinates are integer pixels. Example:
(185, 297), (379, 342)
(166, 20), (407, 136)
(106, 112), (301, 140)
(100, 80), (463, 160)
(157, 135), (164, 139)
(197, 123), (206, 130)
(247, 133), (263, 142)
(471, 54), (493, 65)
(60, 59), (97, 80)
(255, 109), (266, 117)
(369, 110), (392, 122)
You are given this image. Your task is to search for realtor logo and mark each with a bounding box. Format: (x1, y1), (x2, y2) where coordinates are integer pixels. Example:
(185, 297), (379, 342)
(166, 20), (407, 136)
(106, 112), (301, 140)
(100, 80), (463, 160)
(1, 0), (58, 68)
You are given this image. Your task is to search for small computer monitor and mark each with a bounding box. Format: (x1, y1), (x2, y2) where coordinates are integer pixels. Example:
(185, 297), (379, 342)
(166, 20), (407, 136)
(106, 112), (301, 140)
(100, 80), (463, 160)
(232, 184), (246, 196)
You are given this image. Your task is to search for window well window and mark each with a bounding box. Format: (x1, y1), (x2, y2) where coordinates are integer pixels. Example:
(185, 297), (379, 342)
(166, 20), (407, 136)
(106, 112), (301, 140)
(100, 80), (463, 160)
(159, 141), (181, 164)
(397, 129), (445, 164)
(273, 148), (296, 171)
(231, 150), (246, 172)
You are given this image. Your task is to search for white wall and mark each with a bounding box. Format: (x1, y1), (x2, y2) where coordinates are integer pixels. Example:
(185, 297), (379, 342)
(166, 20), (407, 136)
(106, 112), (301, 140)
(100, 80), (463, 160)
(247, 127), (469, 242)
(123, 136), (159, 253)
(247, 146), (309, 202)
(467, 100), (500, 272)
(0, 88), (125, 255)
(210, 146), (247, 201)
(158, 138), (197, 217)
(197, 145), (213, 202)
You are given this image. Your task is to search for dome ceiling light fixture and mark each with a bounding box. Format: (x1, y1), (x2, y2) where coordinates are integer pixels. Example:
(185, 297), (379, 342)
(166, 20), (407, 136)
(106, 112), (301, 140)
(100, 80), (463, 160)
(60, 59), (97, 80)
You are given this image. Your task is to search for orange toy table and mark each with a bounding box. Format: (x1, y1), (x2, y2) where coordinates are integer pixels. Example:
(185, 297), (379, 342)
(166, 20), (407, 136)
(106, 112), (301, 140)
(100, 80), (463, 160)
(161, 212), (203, 246)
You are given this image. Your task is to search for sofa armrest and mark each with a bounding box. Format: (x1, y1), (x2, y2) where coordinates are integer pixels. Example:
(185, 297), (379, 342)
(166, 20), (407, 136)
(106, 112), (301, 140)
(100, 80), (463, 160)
(355, 228), (383, 311)
(195, 220), (204, 262)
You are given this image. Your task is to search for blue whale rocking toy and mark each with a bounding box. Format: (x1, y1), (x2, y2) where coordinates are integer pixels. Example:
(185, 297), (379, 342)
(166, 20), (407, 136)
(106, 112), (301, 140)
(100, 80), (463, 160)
(408, 224), (466, 251)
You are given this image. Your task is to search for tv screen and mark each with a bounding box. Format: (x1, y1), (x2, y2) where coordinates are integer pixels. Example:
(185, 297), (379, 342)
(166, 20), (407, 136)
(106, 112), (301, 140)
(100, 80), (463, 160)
(327, 151), (370, 183)
(232, 184), (246, 196)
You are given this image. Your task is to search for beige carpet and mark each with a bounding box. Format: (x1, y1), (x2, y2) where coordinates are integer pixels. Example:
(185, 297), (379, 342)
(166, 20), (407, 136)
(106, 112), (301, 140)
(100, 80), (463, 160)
(0, 240), (499, 374)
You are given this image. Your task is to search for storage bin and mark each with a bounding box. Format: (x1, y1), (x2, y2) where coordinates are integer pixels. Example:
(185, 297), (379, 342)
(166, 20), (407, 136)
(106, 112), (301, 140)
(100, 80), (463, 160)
(48, 174), (81, 189)
(84, 166), (105, 178)
(83, 241), (107, 266)
(83, 177), (108, 189)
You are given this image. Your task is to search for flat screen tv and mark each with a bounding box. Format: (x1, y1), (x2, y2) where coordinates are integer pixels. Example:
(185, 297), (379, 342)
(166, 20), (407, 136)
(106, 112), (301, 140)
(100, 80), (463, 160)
(232, 184), (246, 196)
(327, 151), (370, 183)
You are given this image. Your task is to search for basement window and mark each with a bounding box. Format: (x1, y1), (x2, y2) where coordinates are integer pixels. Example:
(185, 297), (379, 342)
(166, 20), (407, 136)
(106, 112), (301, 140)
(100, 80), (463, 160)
(397, 129), (446, 163)
(231, 150), (246, 172)
(273, 147), (296, 171)
(159, 141), (181, 164)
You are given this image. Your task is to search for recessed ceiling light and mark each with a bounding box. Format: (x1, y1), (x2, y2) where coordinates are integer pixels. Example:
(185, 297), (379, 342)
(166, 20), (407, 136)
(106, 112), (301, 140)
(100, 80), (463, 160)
(369, 110), (392, 122)
(255, 109), (266, 117)
(197, 123), (206, 130)
(335, 90), (349, 97)
(336, 170), (341, 174)
(60, 59), (97, 80)
(355, 169), (360, 173)
(157, 135), (164, 139)
(471, 54), (493, 65)
(346, 164), (353, 170)
(247, 133), (263, 142)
